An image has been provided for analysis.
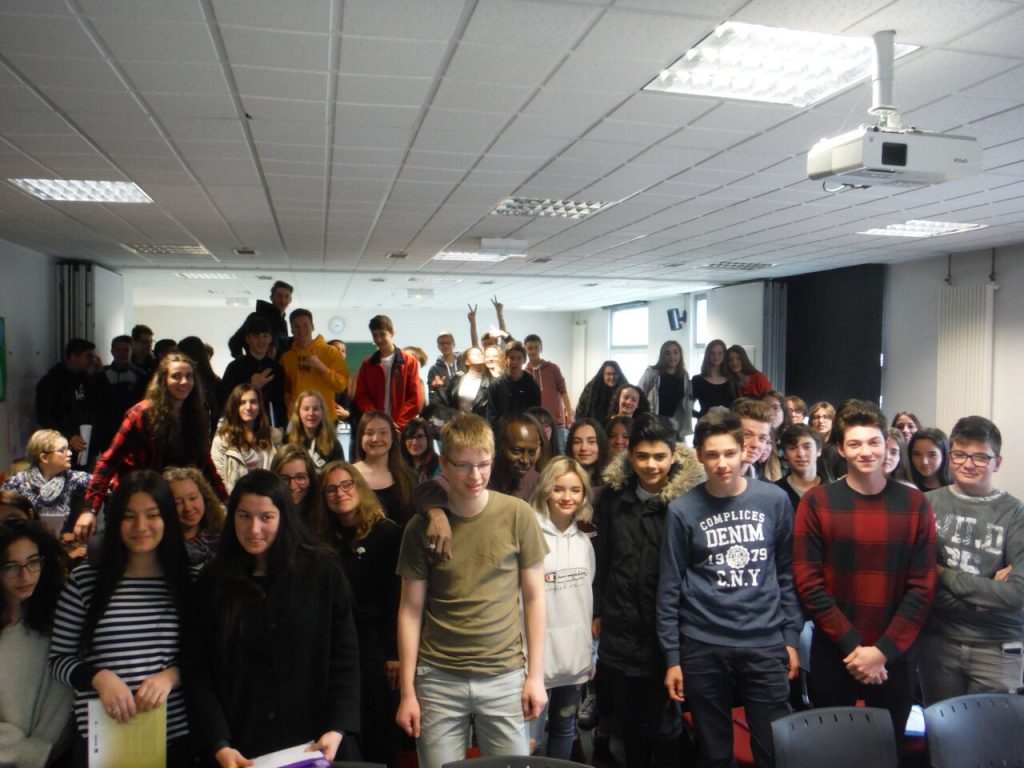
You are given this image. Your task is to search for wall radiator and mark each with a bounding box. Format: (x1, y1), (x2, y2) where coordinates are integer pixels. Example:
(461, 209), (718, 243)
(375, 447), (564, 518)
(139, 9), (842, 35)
(936, 283), (996, 429)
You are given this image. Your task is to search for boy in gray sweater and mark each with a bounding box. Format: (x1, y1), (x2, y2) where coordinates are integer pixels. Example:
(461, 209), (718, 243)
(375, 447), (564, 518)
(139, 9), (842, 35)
(919, 415), (1024, 703)
(657, 410), (802, 768)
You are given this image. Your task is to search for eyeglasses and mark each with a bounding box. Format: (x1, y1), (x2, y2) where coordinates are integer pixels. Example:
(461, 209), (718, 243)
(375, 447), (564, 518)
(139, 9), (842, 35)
(448, 461), (493, 474)
(949, 450), (996, 467)
(324, 480), (356, 496)
(278, 472), (310, 487)
(1, 555), (44, 580)
(44, 446), (72, 455)
(405, 434), (428, 442)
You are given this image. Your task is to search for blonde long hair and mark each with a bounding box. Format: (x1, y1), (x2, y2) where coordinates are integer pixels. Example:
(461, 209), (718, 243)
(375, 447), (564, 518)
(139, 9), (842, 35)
(320, 460), (386, 548)
(287, 390), (337, 458)
(529, 455), (594, 525)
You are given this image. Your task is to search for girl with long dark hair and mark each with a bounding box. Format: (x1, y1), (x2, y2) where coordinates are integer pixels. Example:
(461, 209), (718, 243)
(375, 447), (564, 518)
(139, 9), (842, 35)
(691, 339), (736, 418)
(270, 444), (320, 534)
(183, 470), (360, 767)
(576, 361), (627, 421)
(50, 471), (192, 767)
(909, 428), (953, 491)
(638, 340), (694, 439)
(567, 418), (609, 492)
(1, 518), (72, 768)
(211, 384), (280, 493)
(400, 418), (441, 482)
(726, 345), (772, 397)
(77, 353), (226, 541)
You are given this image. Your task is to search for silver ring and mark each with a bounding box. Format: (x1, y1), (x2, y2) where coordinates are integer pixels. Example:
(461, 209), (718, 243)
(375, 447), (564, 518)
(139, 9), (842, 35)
(429, 543), (436, 550)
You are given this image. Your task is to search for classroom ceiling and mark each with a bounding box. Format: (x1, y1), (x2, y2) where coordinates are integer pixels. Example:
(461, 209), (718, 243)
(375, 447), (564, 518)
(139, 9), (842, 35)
(2, 0), (1024, 310)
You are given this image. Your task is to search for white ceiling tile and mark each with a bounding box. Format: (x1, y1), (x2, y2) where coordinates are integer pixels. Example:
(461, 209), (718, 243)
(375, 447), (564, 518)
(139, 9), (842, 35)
(661, 126), (760, 151)
(213, 0), (333, 33)
(43, 88), (141, 116)
(336, 74), (433, 107)
(547, 54), (661, 93)
(163, 116), (247, 142)
(335, 104), (420, 130)
(845, 0), (1019, 46)
(412, 128), (496, 154)
(146, 92), (239, 119)
(608, 91), (717, 126)
(242, 97), (327, 123)
(0, 17), (102, 58)
(433, 78), (533, 113)
(343, 0), (464, 41)
(91, 18), (219, 63)
(9, 55), (122, 90)
(339, 36), (449, 78)
(462, 0), (600, 50)
(420, 107), (511, 135)
(584, 119), (675, 145)
(251, 121), (326, 145)
(690, 102), (798, 133)
(232, 67), (329, 101)
(573, 8), (711, 64)
(220, 27), (331, 70)
(447, 43), (559, 87)
(333, 124), (412, 149)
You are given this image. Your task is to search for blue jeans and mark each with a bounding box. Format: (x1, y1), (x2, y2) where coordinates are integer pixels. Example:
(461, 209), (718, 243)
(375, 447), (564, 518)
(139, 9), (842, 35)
(414, 664), (528, 768)
(543, 683), (584, 759)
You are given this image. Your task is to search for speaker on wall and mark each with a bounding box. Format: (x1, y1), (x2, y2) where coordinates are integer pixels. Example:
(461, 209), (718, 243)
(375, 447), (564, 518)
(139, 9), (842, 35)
(667, 307), (687, 331)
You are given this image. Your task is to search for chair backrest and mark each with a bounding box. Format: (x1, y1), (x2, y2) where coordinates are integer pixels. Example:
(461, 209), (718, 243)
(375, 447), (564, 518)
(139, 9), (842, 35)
(924, 693), (1024, 768)
(771, 706), (898, 768)
(441, 758), (589, 768)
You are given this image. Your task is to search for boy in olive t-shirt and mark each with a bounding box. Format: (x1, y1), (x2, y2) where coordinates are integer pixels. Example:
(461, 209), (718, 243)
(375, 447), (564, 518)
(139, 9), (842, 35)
(396, 413), (548, 768)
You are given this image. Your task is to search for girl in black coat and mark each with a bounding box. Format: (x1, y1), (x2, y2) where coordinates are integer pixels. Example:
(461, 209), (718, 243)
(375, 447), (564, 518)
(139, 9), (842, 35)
(183, 470), (360, 767)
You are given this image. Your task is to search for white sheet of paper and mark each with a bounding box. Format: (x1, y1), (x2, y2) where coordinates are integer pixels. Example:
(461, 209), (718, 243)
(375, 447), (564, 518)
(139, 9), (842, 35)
(250, 743), (324, 768)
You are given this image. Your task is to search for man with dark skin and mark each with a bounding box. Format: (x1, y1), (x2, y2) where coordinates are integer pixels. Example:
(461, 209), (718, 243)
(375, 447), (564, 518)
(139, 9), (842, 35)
(499, 418), (541, 496)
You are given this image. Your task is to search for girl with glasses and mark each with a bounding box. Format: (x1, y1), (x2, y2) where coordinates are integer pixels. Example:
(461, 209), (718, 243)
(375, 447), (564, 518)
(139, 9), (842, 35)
(270, 445), (319, 533)
(400, 418), (441, 483)
(319, 461), (402, 765)
(1, 518), (72, 768)
(2, 429), (91, 537)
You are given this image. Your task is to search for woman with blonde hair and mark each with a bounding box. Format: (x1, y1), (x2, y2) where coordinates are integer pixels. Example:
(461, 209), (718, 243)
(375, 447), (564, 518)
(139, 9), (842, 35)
(287, 390), (344, 470)
(319, 460), (402, 765)
(3, 428), (90, 535)
(211, 384), (281, 493)
(163, 467), (225, 566)
(528, 456), (595, 759)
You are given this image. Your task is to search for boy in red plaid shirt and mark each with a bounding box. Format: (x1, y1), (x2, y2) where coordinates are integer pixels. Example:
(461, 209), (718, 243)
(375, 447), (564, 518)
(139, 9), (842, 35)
(793, 399), (935, 744)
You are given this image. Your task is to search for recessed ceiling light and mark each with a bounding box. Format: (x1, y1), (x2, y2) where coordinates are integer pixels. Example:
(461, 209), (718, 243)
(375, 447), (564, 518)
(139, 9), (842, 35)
(234, 247), (256, 256)
(9, 178), (152, 203)
(491, 197), (611, 219)
(858, 220), (987, 237)
(370, 277), (386, 282)
(530, 257), (553, 264)
(176, 272), (236, 280)
(644, 22), (917, 107)
(433, 251), (526, 263)
(127, 244), (210, 256)
(388, 251), (409, 259)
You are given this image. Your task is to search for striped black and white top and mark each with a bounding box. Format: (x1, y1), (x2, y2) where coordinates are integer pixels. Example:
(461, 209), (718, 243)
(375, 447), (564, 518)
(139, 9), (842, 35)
(49, 564), (188, 740)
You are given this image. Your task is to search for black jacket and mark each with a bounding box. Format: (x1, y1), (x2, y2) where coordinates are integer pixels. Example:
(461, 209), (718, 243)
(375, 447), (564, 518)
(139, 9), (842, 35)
(593, 447), (704, 676)
(228, 300), (290, 359)
(184, 550), (361, 762)
(486, 372), (541, 424)
(219, 355), (287, 429)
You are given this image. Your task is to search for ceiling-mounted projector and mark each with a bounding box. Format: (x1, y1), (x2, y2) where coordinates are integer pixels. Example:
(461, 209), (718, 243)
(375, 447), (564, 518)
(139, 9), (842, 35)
(807, 126), (980, 187)
(807, 30), (980, 189)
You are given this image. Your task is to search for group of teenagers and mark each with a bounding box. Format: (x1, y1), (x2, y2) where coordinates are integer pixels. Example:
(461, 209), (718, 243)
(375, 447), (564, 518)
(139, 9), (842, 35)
(2, 314), (1022, 768)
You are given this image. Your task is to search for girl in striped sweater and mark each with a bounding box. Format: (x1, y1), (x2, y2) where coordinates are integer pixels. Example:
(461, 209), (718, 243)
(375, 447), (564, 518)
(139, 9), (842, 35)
(49, 470), (192, 767)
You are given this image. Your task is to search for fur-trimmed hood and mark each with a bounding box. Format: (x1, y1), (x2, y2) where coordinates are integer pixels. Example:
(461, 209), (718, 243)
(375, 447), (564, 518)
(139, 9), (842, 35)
(601, 443), (706, 502)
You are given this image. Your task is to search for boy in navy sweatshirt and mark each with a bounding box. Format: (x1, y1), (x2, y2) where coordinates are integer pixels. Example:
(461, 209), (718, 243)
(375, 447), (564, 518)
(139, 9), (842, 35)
(658, 410), (802, 768)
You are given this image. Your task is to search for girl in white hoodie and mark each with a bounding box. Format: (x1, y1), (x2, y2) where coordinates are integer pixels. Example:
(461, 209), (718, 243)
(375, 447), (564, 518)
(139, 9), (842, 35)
(529, 456), (596, 759)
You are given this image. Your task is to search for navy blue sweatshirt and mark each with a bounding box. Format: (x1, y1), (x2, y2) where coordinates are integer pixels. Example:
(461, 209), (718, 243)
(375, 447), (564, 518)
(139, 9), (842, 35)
(657, 479), (802, 666)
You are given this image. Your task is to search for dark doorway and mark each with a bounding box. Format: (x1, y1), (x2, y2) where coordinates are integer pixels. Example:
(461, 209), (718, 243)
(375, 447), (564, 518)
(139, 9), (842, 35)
(782, 264), (884, 407)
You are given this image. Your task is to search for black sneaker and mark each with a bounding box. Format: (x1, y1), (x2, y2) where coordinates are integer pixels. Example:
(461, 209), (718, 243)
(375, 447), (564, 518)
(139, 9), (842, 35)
(577, 693), (599, 730)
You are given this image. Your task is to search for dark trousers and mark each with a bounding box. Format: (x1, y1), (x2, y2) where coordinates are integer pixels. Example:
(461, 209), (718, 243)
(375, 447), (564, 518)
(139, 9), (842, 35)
(597, 662), (682, 768)
(681, 637), (791, 768)
(808, 633), (916, 743)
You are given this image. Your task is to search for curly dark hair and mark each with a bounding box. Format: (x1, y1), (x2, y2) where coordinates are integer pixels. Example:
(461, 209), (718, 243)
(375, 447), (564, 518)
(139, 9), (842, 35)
(0, 518), (65, 633)
(143, 353), (211, 466)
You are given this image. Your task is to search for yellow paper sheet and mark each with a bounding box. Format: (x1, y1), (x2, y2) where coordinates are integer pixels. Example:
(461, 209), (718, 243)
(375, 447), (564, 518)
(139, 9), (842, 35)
(87, 700), (167, 768)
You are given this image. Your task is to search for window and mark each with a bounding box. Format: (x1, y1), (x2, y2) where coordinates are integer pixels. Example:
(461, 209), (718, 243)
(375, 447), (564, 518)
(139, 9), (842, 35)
(609, 304), (648, 383)
(693, 293), (709, 348)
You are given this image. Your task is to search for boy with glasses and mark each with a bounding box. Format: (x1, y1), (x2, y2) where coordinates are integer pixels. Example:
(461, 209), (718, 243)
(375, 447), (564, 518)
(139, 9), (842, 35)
(918, 415), (1024, 703)
(395, 413), (548, 768)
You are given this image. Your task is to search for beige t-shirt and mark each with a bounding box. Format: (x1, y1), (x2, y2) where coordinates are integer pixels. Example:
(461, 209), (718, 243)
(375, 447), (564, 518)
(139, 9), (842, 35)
(397, 491), (548, 676)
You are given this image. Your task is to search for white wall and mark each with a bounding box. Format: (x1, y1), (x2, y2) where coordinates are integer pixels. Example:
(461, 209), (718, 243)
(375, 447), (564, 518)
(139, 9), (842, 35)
(93, 264), (126, 357)
(707, 281), (766, 367)
(134, 303), (576, 390)
(883, 245), (1024, 497)
(0, 241), (58, 464)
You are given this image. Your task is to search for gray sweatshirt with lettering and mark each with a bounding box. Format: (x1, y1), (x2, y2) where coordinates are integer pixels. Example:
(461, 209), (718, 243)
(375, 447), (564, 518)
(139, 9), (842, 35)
(657, 479), (803, 666)
(925, 485), (1024, 644)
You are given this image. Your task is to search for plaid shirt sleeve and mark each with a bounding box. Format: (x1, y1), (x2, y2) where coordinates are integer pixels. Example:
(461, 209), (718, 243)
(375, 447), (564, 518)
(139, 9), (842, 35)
(84, 403), (150, 512)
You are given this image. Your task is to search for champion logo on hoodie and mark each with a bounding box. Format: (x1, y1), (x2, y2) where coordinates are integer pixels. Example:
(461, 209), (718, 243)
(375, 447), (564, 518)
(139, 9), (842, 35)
(545, 567), (589, 585)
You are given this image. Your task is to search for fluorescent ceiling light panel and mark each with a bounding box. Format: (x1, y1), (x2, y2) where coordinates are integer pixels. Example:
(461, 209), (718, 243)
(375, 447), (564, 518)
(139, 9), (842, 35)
(858, 220), (987, 237)
(128, 244), (210, 255)
(644, 22), (918, 107)
(432, 251), (524, 263)
(407, 276), (463, 284)
(9, 178), (152, 203)
(491, 197), (610, 219)
(176, 272), (236, 280)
